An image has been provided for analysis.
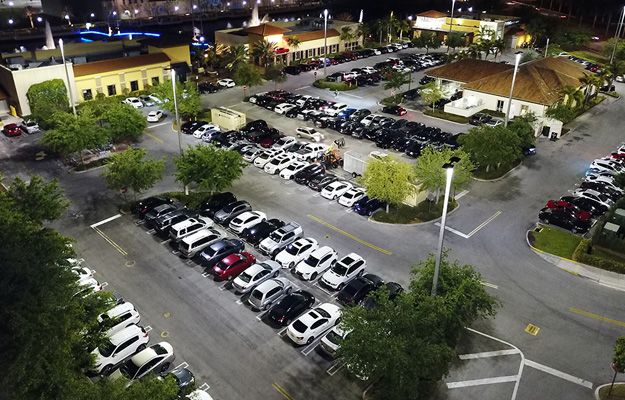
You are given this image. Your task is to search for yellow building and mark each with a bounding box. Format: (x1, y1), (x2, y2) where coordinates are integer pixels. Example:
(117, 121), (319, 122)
(72, 53), (171, 101)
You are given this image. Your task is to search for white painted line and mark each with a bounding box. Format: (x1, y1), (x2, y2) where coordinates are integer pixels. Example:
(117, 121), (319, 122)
(277, 327), (287, 336)
(236, 299), (243, 305)
(447, 375), (518, 389)
(199, 382), (210, 391)
(171, 250), (180, 256)
(135, 220), (145, 225)
(295, 85), (311, 90)
(467, 211), (502, 237)
(327, 360), (345, 376)
(201, 272), (210, 277)
(524, 359), (593, 389)
(455, 189), (469, 200)
(175, 362), (189, 370)
(90, 214), (122, 228)
(100, 282), (109, 288)
(341, 92), (363, 99)
(301, 342), (319, 356)
(459, 349), (520, 360)
(433, 222), (470, 239)
(144, 325), (153, 333)
(146, 229), (156, 235)
(481, 281), (499, 289)
(256, 310), (269, 321)
(147, 121), (169, 129)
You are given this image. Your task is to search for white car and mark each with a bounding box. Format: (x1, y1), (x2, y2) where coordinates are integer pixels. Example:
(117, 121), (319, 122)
(264, 153), (296, 174)
(293, 245), (338, 281)
(359, 114), (380, 126)
(91, 324), (150, 375)
(147, 94), (163, 104)
(75, 276), (102, 295)
(572, 189), (614, 207)
(232, 261), (281, 294)
(253, 148), (285, 168)
(296, 127), (325, 142)
(146, 110), (166, 122)
(228, 211), (266, 234)
(295, 95), (315, 107)
(20, 120), (40, 133)
(319, 325), (351, 358)
(279, 160), (309, 179)
(217, 78), (236, 88)
(360, 66), (377, 74)
(186, 389), (215, 400)
(72, 264), (95, 280)
(123, 97), (144, 108)
(286, 303), (342, 345)
(109, 342), (175, 382)
(242, 146), (262, 162)
(274, 103), (297, 115)
(338, 188), (365, 207)
(485, 118), (503, 127)
(320, 253), (366, 290)
(275, 237), (319, 269)
(321, 181), (353, 200)
(248, 92), (267, 103)
(325, 102), (348, 117)
(616, 143), (625, 154)
(272, 136), (297, 150)
(585, 174), (621, 190)
(98, 302), (141, 336)
(248, 277), (293, 310)
(293, 143), (327, 161)
(193, 123), (220, 138)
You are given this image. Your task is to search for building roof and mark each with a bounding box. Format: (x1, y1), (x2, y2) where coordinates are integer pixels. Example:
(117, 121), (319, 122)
(426, 59), (514, 84)
(463, 57), (589, 105)
(72, 53), (171, 77)
(244, 23), (290, 36)
(284, 28), (339, 42)
(417, 10), (448, 18)
(139, 37), (191, 48)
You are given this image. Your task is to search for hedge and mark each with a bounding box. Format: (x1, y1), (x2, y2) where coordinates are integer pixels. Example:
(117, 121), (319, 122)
(572, 239), (625, 274)
(312, 79), (358, 91)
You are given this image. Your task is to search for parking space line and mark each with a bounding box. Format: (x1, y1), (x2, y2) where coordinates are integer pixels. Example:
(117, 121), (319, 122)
(326, 360), (345, 376)
(144, 325), (153, 333)
(256, 309), (269, 321)
(307, 214), (392, 255)
(272, 383), (295, 400)
(175, 361), (189, 370)
(202, 272), (210, 277)
(341, 92), (363, 99)
(524, 359), (593, 389)
(90, 214), (122, 228)
(100, 282), (109, 288)
(199, 382), (210, 390)
(569, 307), (625, 328)
(145, 131), (164, 144)
(433, 223), (470, 239)
(236, 299), (243, 305)
(277, 327), (287, 337)
(146, 229), (156, 235)
(455, 190), (469, 200)
(295, 86), (311, 90)
(459, 349), (520, 360)
(447, 375), (519, 389)
(301, 341), (319, 356)
(147, 121), (169, 129)
(434, 211), (502, 239)
(481, 281), (499, 289)
(92, 226), (128, 256)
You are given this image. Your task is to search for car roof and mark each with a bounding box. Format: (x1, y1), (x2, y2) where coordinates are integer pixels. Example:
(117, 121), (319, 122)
(109, 324), (143, 345)
(311, 246), (334, 257)
(104, 302), (135, 318)
(182, 228), (218, 244)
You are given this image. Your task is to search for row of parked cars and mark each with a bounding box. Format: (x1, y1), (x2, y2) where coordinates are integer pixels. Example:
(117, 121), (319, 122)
(70, 258), (212, 400)
(539, 143), (625, 234)
(2, 119), (40, 137)
(132, 192), (402, 357)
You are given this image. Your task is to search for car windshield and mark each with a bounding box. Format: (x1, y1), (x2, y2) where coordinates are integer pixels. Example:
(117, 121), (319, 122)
(286, 244), (299, 256)
(153, 344), (168, 355)
(316, 308), (331, 318)
(342, 284), (359, 296)
(98, 339), (116, 357)
(332, 264), (348, 275)
(292, 320), (308, 333)
(325, 330), (343, 345)
(205, 246), (218, 258)
(269, 232), (282, 241)
(238, 272), (252, 283)
(305, 255), (320, 266)
(120, 359), (141, 378)
(597, 193), (609, 202)
(251, 290), (263, 300)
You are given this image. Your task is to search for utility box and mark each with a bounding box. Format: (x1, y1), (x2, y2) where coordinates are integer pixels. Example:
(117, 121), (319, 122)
(210, 107), (245, 131)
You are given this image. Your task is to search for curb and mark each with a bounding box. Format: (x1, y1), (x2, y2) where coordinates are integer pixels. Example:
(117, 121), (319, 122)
(366, 201), (460, 226)
(525, 226), (625, 292)
(594, 382), (625, 400)
(71, 163), (108, 174)
(472, 161), (523, 182)
(421, 112), (469, 126)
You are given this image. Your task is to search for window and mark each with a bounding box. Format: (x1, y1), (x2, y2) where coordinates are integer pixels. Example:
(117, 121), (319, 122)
(151, 76), (160, 85)
(267, 288), (280, 297)
(520, 104), (529, 115)
(496, 99), (504, 112)
(107, 84), (117, 96)
(82, 89), (93, 101)
(116, 336), (138, 354)
(130, 80), (139, 91)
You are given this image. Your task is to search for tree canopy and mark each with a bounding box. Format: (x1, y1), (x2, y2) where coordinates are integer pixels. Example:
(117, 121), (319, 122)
(4, 175), (69, 224)
(151, 80), (202, 120)
(42, 109), (109, 159)
(233, 63), (264, 98)
(360, 155), (414, 213)
(412, 32), (441, 53)
(384, 70), (410, 94)
(102, 102), (148, 142)
(420, 80), (444, 110)
(26, 79), (70, 128)
(104, 148), (165, 201)
(264, 65), (287, 89)
(459, 124), (522, 172)
(413, 147), (474, 203)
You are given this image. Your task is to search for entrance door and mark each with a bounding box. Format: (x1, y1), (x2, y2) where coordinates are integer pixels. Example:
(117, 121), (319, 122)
(541, 126), (550, 137)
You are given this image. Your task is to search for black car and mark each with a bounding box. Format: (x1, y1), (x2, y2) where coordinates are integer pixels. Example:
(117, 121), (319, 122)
(240, 119), (268, 133)
(160, 367), (195, 394)
(350, 109), (371, 121)
(213, 200), (252, 225)
(267, 290), (315, 326)
(419, 76), (434, 85)
(405, 141), (424, 158)
(199, 192), (237, 218)
(469, 112), (492, 126)
(180, 120), (207, 135)
(154, 209), (193, 235)
(560, 196), (609, 217)
(241, 218), (285, 245)
(308, 173), (338, 191)
(200, 238), (245, 268)
(144, 204), (177, 228)
(198, 82), (219, 94)
(132, 196), (174, 218)
(381, 105), (407, 116)
(352, 196), (386, 216)
(283, 65), (301, 75)
(337, 274), (385, 305)
(579, 181), (623, 201)
(361, 282), (404, 309)
(294, 164), (326, 184)
(285, 106), (303, 118)
(538, 207), (591, 234)
(403, 88), (420, 100)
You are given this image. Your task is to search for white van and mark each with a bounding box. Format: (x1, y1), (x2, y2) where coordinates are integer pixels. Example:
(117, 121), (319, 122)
(179, 228), (222, 258)
(170, 217), (211, 242)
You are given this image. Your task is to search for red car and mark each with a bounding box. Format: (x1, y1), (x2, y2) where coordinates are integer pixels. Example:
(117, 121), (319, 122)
(382, 105), (407, 116)
(610, 152), (625, 160)
(545, 200), (592, 221)
(212, 252), (256, 281)
(2, 123), (22, 137)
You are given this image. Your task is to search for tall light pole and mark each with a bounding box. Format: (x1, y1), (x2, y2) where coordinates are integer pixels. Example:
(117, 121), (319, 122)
(323, 9), (328, 77)
(610, 6), (625, 65)
(447, 0), (457, 54)
(431, 156), (460, 296)
(504, 51), (522, 127)
(544, 37), (549, 58)
(171, 69), (182, 156)
(58, 39), (77, 116)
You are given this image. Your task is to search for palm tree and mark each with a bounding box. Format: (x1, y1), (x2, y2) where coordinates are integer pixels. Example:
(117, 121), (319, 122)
(285, 36), (301, 50)
(252, 39), (276, 68)
(579, 73), (603, 104)
(224, 45), (248, 71)
(491, 38), (505, 60)
(384, 70), (410, 102)
(396, 20), (410, 41)
(560, 85), (583, 108)
(372, 19), (387, 44)
(340, 26), (355, 42)
(356, 23), (369, 43)
(603, 61), (625, 89)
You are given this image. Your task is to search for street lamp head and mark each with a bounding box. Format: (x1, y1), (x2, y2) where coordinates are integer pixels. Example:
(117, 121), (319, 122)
(58, 38), (64, 47)
(90, 12), (95, 18)
(323, 9), (328, 18)
(514, 51), (523, 65)
(36, 16), (43, 22)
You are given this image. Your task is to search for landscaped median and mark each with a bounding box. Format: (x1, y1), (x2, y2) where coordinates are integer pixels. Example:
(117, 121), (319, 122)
(597, 383), (625, 400)
(312, 79), (358, 91)
(371, 200), (457, 224)
(423, 109), (469, 124)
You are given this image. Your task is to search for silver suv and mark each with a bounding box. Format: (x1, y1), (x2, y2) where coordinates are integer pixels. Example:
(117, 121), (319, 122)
(258, 222), (303, 257)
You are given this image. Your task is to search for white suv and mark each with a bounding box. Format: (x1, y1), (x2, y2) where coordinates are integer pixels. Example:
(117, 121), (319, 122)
(320, 253), (366, 290)
(275, 237), (319, 270)
(293, 246), (338, 281)
(98, 302), (141, 336)
(91, 324), (150, 375)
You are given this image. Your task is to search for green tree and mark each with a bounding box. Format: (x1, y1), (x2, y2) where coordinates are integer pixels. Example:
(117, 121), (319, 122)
(151, 80), (202, 121)
(339, 253), (498, 400)
(224, 44), (248, 71)
(420, 80), (443, 110)
(42, 109), (109, 163)
(360, 155), (414, 213)
(174, 144), (246, 194)
(445, 32), (465, 52)
(102, 102), (147, 142)
(233, 62), (264, 98)
(252, 39), (277, 68)
(396, 19), (410, 41)
(609, 337), (625, 396)
(603, 38), (625, 63)
(459, 125), (522, 172)
(545, 104), (576, 123)
(264, 65), (287, 89)
(5, 175), (69, 224)
(412, 32), (441, 54)
(413, 147), (474, 203)
(285, 36), (301, 50)
(491, 38), (506, 59)
(614, 173), (625, 190)
(26, 79), (70, 128)
(384, 70), (410, 99)
(560, 85), (584, 108)
(508, 114), (537, 147)
(554, 25), (590, 50)
(340, 26), (355, 43)
(104, 148), (165, 201)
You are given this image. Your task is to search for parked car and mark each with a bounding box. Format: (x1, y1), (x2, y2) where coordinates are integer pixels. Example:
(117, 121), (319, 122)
(232, 260), (281, 294)
(19, 120), (40, 133)
(284, 65), (301, 75)
(170, 217), (211, 243)
(211, 251), (256, 281)
(286, 303), (341, 345)
(272, 135), (297, 150)
(2, 123), (22, 137)
(159, 367), (195, 394)
(469, 112), (492, 126)
(275, 237), (319, 270)
(321, 181), (353, 200)
(181, 120), (207, 135)
(199, 192), (237, 218)
(560, 195), (609, 217)
(296, 127), (325, 142)
(320, 253), (367, 290)
(307, 173), (338, 191)
(253, 148), (285, 168)
(144, 204), (178, 227)
(293, 143), (327, 162)
(240, 218), (285, 245)
(319, 325), (350, 358)
(264, 153), (297, 174)
(193, 123), (220, 139)
(294, 163), (326, 183)
(337, 273), (385, 305)
(98, 302), (141, 337)
(123, 97), (144, 108)
(213, 200), (252, 225)
(267, 290), (316, 326)
(109, 342), (175, 382)
(353, 196), (386, 216)
(572, 188), (614, 208)
(147, 110), (166, 122)
(337, 188), (366, 207)
(90, 324), (150, 375)
(538, 207), (592, 234)
(178, 228), (223, 258)
(381, 105), (407, 116)
(293, 246), (338, 281)
(259, 222), (303, 257)
(131, 196), (174, 218)
(217, 78), (236, 88)
(199, 238), (245, 268)
(248, 277), (293, 310)
(361, 282), (404, 309)
(279, 160), (309, 179)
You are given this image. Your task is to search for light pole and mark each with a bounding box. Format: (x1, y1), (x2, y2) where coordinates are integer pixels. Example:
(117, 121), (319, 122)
(171, 69), (182, 157)
(544, 37), (549, 57)
(447, 0), (457, 54)
(504, 51), (522, 127)
(610, 6), (625, 65)
(58, 39), (77, 116)
(431, 156), (460, 296)
(323, 9), (328, 77)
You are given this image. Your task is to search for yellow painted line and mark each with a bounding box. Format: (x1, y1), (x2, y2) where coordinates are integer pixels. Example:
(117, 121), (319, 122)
(524, 323), (540, 336)
(307, 214), (392, 255)
(569, 307), (625, 328)
(272, 383), (294, 400)
(145, 131), (164, 144)
(92, 226), (128, 256)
